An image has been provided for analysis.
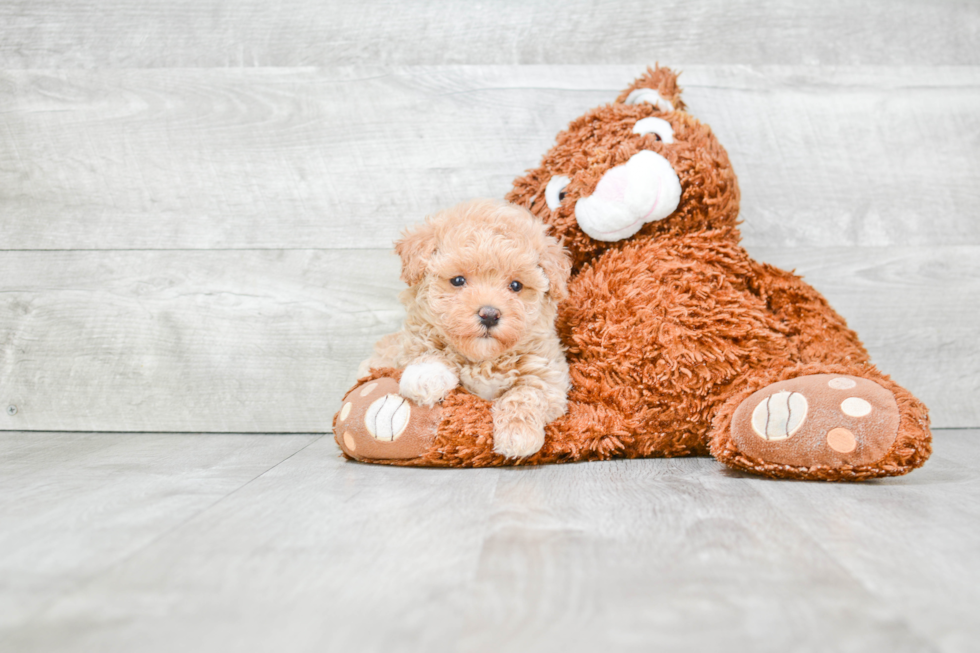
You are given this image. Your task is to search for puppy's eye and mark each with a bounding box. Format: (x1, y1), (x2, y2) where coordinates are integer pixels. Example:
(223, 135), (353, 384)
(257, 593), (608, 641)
(509, 280), (523, 292)
(450, 275), (466, 287)
(632, 117), (674, 144)
(545, 176), (571, 210)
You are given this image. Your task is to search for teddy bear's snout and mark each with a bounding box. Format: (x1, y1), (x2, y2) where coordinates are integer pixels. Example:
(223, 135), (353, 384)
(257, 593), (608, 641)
(574, 149), (682, 242)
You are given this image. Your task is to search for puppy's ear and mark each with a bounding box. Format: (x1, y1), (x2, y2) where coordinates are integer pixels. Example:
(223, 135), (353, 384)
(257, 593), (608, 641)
(538, 233), (571, 303)
(394, 220), (438, 286)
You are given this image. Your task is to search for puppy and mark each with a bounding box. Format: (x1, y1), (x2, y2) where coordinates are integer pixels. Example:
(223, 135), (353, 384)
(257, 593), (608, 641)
(359, 199), (572, 458)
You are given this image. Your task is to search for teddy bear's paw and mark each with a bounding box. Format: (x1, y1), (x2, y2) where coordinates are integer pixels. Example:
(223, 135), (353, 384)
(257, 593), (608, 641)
(398, 361), (459, 407)
(334, 376), (440, 462)
(492, 421), (545, 459)
(729, 374), (900, 471)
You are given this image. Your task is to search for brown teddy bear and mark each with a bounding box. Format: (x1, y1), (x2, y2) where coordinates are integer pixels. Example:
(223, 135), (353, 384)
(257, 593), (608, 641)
(334, 66), (932, 481)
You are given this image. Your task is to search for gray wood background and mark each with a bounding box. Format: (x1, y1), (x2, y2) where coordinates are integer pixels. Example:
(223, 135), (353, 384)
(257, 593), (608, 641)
(1, 1), (978, 433)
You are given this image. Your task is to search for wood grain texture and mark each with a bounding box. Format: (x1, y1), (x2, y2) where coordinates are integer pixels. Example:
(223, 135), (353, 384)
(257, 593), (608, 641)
(0, 249), (403, 432)
(750, 443), (980, 653)
(1, 429), (976, 652)
(1, 66), (978, 250)
(0, 432), (502, 653)
(0, 246), (974, 432)
(0, 432), (319, 635)
(458, 459), (939, 652)
(0, 0), (978, 68)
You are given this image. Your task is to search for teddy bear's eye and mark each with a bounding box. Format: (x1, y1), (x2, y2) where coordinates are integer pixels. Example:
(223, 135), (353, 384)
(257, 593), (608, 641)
(450, 276), (466, 287)
(545, 176), (571, 210)
(632, 117), (674, 144)
(509, 280), (523, 292)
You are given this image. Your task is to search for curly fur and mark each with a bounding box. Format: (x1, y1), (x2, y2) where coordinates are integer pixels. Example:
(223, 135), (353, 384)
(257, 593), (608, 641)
(338, 66), (932, 481)
(359, 198), (572, 458)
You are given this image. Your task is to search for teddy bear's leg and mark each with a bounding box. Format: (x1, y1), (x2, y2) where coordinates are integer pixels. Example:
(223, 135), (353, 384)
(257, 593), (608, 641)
(748, 260), (872, 367)
(709, 363), (931, 481)
(333, 369), (442, 464)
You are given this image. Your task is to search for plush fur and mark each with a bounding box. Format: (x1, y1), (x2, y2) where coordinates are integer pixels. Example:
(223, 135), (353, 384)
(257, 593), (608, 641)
(335, 67), (932, 481)
(358, 199), (571, 458)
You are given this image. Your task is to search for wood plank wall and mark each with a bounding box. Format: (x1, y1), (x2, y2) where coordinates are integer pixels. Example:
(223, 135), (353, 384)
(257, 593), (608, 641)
(1, 2), (977, 432)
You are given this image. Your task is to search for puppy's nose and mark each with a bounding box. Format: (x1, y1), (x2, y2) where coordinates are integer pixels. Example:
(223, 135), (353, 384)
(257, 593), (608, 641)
(478, 306), (501, 328)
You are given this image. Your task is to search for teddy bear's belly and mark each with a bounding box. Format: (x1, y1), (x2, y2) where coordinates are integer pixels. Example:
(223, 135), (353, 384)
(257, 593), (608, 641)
(559, 236), (798, 429)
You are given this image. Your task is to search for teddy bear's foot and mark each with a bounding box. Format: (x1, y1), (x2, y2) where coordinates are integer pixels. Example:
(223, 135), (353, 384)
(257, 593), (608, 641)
(712, 372), (931, 481)
(333, 374), (441, 463)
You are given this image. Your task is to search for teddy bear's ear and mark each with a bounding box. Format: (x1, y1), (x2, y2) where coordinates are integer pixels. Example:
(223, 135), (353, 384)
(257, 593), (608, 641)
(538, 233), (571, 303)
(394, 220), (438, 286)
(615, 65), (686, 113)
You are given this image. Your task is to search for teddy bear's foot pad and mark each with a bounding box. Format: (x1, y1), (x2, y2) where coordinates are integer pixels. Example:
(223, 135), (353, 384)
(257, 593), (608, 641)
(334, 377), (440, 462)
(730, 374), (900, 469)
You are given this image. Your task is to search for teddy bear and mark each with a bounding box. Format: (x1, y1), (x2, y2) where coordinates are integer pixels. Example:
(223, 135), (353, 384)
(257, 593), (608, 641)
(333, 66), (932, 481)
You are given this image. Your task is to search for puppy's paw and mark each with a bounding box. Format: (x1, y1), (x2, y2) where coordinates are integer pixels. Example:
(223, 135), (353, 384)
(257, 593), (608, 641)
(493, 422), (545, 458)
(399, 361), (459, 407)
(356, 358), (372, 378)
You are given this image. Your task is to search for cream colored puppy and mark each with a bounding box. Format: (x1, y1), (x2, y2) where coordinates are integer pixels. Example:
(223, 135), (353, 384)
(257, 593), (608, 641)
(359, 199), (571, 458)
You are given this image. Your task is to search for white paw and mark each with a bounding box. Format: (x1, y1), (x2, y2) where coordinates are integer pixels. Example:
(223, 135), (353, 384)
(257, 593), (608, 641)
(493, 422), (545, 458)
(399, 361), (459, 407)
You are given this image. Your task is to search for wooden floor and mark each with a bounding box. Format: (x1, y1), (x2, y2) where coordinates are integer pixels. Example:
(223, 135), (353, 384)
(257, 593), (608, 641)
(2, 1), (979, 650)
(1, 429), (977, 652)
